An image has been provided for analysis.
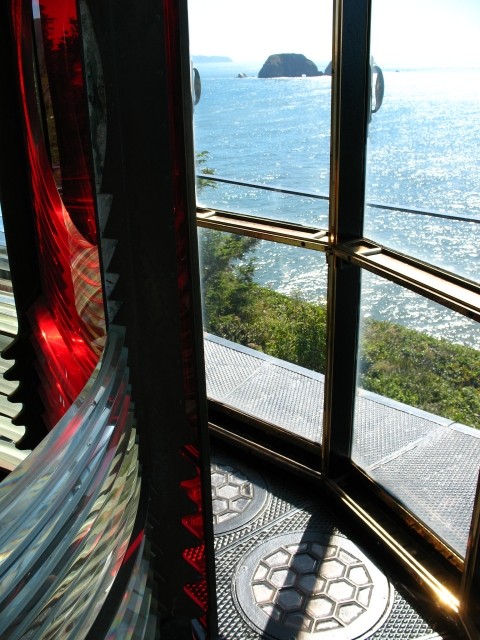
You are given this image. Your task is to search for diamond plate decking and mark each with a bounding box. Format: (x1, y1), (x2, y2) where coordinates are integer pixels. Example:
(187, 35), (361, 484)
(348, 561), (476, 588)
(204, 333), (480, 558)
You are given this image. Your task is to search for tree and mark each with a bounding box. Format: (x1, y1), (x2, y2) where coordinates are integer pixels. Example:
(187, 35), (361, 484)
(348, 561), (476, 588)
(196, 151), (217, 194)
(199, 228), (259, 333)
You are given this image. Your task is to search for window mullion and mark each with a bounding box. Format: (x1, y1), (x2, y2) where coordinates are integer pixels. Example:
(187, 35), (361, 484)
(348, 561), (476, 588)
(323, 0), (372, 477)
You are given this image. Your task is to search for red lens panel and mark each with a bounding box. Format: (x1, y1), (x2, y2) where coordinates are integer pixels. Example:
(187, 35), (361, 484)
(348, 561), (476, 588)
(12, 0), (105, 428)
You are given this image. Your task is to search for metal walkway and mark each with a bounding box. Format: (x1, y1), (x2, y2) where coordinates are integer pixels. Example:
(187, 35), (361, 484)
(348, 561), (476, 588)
(210, 447), (456, 639)
(204, 334), (480, 558)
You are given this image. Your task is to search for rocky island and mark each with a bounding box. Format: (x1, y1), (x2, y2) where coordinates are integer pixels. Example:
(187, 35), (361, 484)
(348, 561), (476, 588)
(258, 53), (323, 78)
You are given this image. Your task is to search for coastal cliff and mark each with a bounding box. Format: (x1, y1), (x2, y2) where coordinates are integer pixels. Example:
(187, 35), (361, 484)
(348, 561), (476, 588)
(258, 53), (322, 78)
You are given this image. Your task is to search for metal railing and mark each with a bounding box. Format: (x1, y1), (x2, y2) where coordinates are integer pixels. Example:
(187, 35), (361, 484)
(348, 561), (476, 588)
(196, 174), (480, 225)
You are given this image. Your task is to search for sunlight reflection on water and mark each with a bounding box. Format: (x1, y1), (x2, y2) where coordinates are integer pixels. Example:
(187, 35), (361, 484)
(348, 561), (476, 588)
(195, 65), (480, 348)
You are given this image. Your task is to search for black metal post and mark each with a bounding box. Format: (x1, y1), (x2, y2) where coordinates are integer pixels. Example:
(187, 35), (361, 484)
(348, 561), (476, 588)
(323, 0), (372, 475)
(84, 0), (217, 635)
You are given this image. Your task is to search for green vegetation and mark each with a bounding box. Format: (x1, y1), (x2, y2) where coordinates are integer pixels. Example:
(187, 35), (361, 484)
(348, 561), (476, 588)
(358, 319), (480, 428)
(196, 151), (217, 194)
(199, 229), (327, 373)
(200, 228), (480, 429)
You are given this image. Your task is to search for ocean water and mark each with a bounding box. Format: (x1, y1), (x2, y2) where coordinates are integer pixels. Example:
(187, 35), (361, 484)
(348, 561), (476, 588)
(194, 63), (480, 348)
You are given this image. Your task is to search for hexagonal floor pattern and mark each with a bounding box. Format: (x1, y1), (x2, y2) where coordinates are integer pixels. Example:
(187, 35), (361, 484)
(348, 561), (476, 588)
(211, 448), (460, 640)
(212, 463), (253, 524)
(235, 533), (391, 640)
(211, 456), (268, 534)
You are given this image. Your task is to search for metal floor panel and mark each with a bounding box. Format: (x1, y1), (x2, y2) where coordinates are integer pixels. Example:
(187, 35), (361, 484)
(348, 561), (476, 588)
(352, 397), (443, 470)
(205, 338), (266, 401)
(211, 449), (453, 640)
(371, 427), (480, 557)
(224, 364), (324, 444)
(205, 336), (480, 558)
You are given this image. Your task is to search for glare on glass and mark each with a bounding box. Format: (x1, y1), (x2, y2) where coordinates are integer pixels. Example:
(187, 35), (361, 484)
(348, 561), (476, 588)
(365, 0), (480, 283)
(353, 270), (480, 557)
(199, 228), (327, 444)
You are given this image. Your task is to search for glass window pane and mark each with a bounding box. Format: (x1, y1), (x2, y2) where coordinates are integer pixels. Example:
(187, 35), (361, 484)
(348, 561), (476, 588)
(197, 181), (329, 228)
(188, 0), (333, 223)
(199, 229), (327, 445)
(365, 0), (480, 283)
(353, 270), (480, 557)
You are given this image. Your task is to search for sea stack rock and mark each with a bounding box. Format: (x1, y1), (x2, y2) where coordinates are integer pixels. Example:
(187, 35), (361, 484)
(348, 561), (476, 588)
(258, 53), (323, 78)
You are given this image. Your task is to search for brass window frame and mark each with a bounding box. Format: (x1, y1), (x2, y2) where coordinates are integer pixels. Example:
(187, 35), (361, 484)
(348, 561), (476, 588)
(197, 209), (479, 531)
(192, 0), (480, 630)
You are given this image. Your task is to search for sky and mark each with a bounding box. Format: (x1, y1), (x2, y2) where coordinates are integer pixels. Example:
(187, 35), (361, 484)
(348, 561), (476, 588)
(187, 0), (480, 67)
